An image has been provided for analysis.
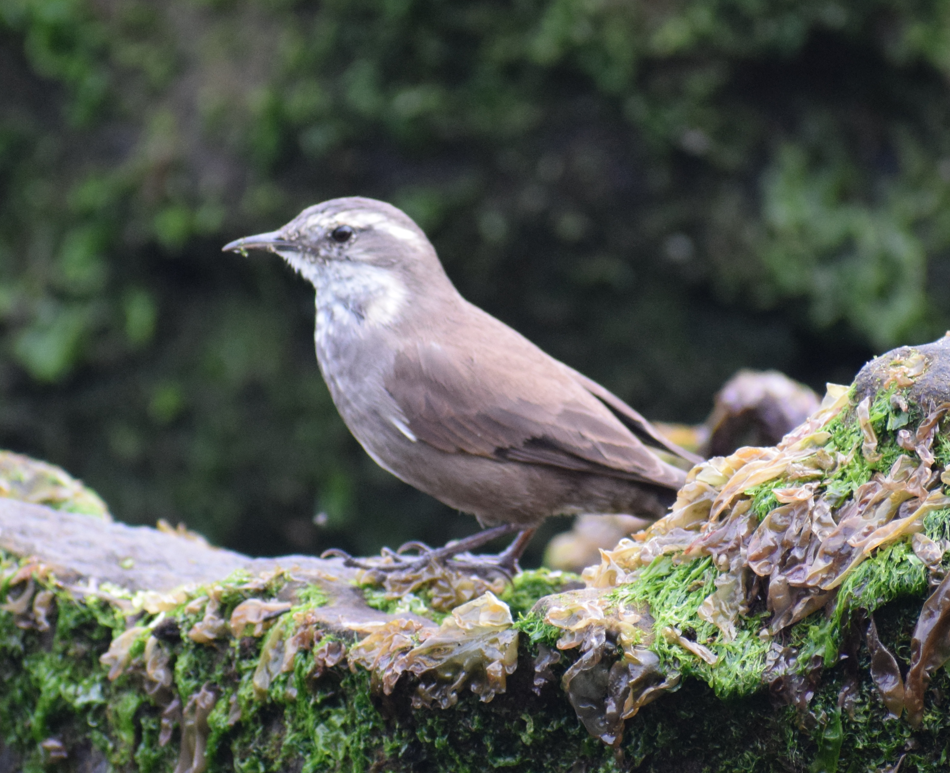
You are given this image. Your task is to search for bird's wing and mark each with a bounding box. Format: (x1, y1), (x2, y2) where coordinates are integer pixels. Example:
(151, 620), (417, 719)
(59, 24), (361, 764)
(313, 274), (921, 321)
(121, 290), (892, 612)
(384, 335), (688, 489)
(570, 370), (704, 465)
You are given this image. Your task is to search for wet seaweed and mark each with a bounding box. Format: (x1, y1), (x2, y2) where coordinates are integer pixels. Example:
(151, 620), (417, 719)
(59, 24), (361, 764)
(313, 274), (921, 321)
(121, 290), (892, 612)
(348, 591), (518, 709)
(572, 353), (950, 743)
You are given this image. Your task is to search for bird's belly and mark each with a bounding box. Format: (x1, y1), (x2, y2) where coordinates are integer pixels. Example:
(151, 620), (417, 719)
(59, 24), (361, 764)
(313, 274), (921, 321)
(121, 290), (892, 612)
(349, 430), (670, 528)
(358, 436), (557, 527)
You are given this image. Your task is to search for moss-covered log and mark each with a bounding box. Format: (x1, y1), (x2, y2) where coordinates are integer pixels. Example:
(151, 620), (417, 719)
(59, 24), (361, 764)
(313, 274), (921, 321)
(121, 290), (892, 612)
(6, 338), (950, 771)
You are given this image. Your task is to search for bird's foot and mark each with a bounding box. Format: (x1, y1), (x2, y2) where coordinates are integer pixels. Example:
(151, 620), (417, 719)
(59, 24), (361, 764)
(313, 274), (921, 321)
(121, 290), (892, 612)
(321, 541), (516, 580)
(321, 523), (534, 577)
(321, 526), (538, 611)
(323, 543), (516, 611)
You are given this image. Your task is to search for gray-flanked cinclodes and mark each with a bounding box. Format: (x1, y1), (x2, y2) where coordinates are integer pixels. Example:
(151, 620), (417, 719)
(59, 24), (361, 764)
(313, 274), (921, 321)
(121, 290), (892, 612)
(224, 197), (699, 571)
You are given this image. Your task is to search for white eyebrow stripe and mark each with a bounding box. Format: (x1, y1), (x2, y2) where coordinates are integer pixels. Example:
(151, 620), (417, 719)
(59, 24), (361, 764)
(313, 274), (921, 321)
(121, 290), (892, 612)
(340, 210), (422, 243)
(374, 221), (422, 243)
(303, 209), (423, 243)
(305, 212), (334, 230)
(340, 211), (388, 228)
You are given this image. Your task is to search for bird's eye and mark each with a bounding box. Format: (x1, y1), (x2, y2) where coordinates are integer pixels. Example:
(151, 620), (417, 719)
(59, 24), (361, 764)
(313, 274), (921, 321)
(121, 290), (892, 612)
(330, 225), (354, 243)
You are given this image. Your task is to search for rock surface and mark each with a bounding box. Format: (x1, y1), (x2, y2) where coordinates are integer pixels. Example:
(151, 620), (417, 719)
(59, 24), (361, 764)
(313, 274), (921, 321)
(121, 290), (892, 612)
(5, 338), (950, 771)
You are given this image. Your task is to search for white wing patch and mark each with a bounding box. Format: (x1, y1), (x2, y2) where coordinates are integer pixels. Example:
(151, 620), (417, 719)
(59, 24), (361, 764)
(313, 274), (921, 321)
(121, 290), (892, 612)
(390, 415), (418, 442)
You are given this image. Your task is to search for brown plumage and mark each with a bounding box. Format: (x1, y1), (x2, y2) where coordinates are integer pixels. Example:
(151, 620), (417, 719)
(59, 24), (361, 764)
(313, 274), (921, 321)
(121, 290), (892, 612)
(224, 197), (699, 569)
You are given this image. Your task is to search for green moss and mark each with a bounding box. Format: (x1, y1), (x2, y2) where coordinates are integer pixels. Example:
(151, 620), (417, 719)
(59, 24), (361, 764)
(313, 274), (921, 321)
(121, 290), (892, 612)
(111, 690), (146, 766)
(5, 375), (950, 770)
(362, 586), (438, 619)
(134, 706), (177, 772)
(0, 452), (112, 518)
(501, 568), (580, 619)
(174, 639), (231, 707)
(747, 477), (788, 520)
(288, 670), (409, 773)
(0, 613), (34, 752)
(294, 584), (329, 608)
(0, 563), (120, 770)
(746, 383), (916, 517)
(359, 566), (578, 626)
(823, 384), (913, 487)
(606, 385), (950, 712)
(3, 533), (950, 770)
(407, 681), (611, 773)
(933, 431), (950, 468)
(924, 506), (950, 544)
(611, 555), (770, 698)
(512, 610), (561, 649)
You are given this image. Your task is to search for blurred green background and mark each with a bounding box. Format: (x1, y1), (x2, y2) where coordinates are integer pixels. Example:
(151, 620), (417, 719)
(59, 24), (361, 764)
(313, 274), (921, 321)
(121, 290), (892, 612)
(3, 0), (950, 564)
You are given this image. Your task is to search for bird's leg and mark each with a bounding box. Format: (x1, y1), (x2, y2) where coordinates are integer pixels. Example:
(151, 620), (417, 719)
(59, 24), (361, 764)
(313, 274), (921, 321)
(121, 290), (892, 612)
(322, 523), (537, 575)
(493, 527), (537, 574)
(398, 523), (521, 562)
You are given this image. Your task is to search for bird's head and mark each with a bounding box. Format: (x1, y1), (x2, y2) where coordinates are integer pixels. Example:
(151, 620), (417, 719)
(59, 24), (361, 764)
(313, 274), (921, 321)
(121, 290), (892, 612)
(223, 197), (449, 294)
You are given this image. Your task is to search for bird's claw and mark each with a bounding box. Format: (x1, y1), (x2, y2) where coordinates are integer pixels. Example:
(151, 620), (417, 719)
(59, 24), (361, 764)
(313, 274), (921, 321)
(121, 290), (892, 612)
(322, 544), (515, 581)
(320, 548), (353, 560)
(395, 540), (433, 555)
(320, 547), (396, 571)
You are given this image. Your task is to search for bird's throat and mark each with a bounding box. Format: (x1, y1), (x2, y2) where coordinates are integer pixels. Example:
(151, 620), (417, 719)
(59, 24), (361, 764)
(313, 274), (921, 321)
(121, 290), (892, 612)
(314, 261), (408, 331)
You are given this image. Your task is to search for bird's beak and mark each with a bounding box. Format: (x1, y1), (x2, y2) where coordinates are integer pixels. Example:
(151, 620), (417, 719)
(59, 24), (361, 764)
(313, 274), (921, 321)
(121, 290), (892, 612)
(222, 230), (296, 254)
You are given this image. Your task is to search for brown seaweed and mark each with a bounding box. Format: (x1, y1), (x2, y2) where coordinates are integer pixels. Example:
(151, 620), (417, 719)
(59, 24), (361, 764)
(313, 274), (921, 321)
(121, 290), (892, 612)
(312, 639), (347, 678)
(560, 642), (614, 743)
(346, 617), (425, 689)
(911, 532), (945, 570)
(252, 619), (289, 698)
(882, 352), (927, 391)
(138, 587), (191, 616)
(910, 402), (950, 468)
(660, 626), (717, 665)
(856, 396), (883, 463)
(348, 592), (517, 709)
(160, 696), (182, 747)
(765, 646), (823, 713)
(144, 635), (175, 701)
(583, 454), (751, 587)
(174, 684), (217, 773)
(532, 644), (562, 694)
(0, 575), (58, 633)
(406, 592), (518, 708)
(31, 590), (55, 632)
(40, 738), (68, 763)
(188, 598), (229, 644)
(357, 557), (505, 611)
(100, 625), (149, 681)
(226, 693), (242, 727)
(0, 576), (35, 616)
(559, 635), (675, 747)
(905, 570), (950, 726)
(0, 450), (111, 517)
(867, 615), (904, 719)
(540, 590), (672, 745)
(696, 570), (742, 641)
(575, 379), (950, 736)
(228, 598), (292, 638)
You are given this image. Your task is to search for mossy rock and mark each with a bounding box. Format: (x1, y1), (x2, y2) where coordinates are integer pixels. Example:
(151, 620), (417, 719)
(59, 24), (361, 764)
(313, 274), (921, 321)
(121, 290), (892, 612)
(5, 337), (950, 771)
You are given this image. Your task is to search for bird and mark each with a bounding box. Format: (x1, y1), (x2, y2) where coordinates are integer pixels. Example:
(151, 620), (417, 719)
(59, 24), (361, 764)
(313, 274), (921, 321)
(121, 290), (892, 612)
(223, 197), (700, 572)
